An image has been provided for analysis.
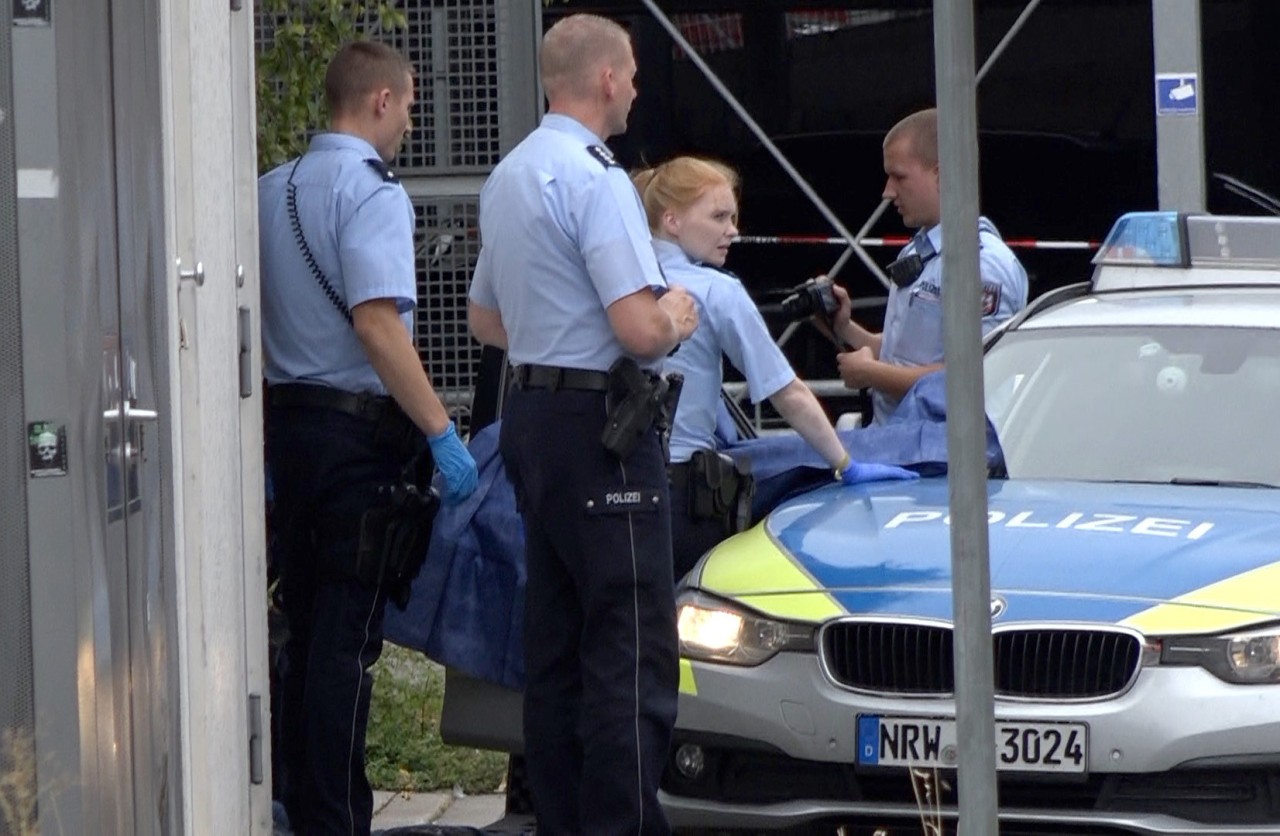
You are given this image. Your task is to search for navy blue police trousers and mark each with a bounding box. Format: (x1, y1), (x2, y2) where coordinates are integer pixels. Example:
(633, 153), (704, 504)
(266, 402), (406, 836)
(500, 386), (679, 835)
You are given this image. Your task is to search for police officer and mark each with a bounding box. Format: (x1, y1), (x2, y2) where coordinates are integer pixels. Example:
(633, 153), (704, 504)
(834, 107), (1028, 423)
(633, 157), (876, 578)
(258, 41), (478, 836)
(467, 14), (698, 835)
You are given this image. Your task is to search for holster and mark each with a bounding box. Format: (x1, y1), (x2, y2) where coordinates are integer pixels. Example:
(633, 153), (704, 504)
(356, 449), (440, 610)
(601, 357), (683, 461)
(687, 449), (755, 535)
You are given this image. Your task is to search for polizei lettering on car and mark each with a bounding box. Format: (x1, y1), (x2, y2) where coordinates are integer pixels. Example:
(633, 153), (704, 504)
(883, 510), (1214, 540)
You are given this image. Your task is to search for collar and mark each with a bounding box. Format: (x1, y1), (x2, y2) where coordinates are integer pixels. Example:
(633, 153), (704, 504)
(912, 216), (999, 255)
(541, 113), (606, 146)
(308, 132), (383, 160)
(915, 224), (942, 254)
(652, 238), (694, 265)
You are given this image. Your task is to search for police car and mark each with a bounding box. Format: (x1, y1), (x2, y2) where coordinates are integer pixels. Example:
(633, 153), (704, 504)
(662, 213), (1280, 835)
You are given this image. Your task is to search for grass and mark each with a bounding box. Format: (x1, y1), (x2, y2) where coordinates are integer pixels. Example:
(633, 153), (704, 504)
(365, 644), (510, 794)
(0, 726), (68, 836)
(0, 728), (38, 836)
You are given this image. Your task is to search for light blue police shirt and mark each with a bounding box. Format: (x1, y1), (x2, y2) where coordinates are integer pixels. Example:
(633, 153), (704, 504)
(873, 216), (1028, 423)
(469, 114), (666, 372)
(259, 133), (417, 395)
(655, 240), (795, 464)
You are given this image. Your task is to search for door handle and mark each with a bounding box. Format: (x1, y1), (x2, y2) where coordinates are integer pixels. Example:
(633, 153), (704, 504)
(103, 403), (159, 423)
(104, 403), (159, 462)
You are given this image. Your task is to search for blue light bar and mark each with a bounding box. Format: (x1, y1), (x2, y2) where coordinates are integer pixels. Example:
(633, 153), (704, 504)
(1092, 211), (1186, 267)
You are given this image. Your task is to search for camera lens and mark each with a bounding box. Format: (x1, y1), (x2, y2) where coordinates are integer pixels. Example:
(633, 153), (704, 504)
(779, 286), (817, 318)
(778, 277), (837, 321)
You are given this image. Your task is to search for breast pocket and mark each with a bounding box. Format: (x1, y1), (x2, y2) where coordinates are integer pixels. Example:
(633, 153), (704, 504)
(895, 291), (944, 365)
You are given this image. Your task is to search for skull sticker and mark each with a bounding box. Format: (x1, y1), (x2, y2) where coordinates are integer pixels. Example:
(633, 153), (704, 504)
(28, 421), (67, 476)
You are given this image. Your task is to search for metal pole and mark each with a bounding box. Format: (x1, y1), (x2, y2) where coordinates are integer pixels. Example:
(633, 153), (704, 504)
(934, 0), (1000, 833)
(1152, 0), (1206, 211)
(976, 0), (1044, 84)
(829, 198), (892, 285)
(636, 0), (889, 290)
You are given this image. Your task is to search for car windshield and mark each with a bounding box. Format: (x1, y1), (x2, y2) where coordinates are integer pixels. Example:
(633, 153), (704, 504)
(984, 325), (1280, 485)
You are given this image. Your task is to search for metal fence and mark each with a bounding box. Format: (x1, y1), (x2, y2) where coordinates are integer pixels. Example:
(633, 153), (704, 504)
(389, 0), (503, 175)
(413, 194), (482, 424)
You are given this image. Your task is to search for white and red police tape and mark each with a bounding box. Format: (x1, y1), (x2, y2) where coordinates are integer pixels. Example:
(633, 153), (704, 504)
(734, 234), (1100, 251)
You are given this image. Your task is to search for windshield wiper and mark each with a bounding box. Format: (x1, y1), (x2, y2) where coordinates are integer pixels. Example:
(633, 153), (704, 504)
(1169, 477), (1279, 489)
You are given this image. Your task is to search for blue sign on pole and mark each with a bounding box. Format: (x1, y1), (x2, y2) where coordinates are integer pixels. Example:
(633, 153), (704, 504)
(1155, 73), (1198, 116)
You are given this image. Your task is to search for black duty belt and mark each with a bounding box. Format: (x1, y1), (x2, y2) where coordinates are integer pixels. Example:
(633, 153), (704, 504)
(512, 364), (610, 392)
(667, 460), (692, 488)
(267, 382), (391, 422)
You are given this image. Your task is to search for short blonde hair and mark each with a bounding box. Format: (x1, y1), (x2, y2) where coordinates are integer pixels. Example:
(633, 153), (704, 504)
(884, 107), (939, 168)
(540, 14), (632, 100)
(325, 41), (414, 118)
(632, 156), (740, 234)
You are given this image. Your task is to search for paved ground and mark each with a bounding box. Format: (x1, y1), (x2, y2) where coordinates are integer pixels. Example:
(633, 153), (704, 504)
(371, 790), (534, 835)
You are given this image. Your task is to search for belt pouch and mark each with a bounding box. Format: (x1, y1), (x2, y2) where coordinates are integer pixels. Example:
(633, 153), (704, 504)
(688, 450), (734, 521)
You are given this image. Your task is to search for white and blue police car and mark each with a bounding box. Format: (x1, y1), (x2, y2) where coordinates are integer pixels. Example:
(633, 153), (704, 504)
(664, 212), (1280, 835)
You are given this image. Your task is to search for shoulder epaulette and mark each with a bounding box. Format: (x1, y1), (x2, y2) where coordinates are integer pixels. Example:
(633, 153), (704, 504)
(586, 144), (620, 169)
(364, 158), (399, 183)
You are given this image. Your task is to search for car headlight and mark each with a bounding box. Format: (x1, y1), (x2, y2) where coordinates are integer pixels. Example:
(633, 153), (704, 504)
(1159, 624), (1280, 684)
(676, 591), (815, 666)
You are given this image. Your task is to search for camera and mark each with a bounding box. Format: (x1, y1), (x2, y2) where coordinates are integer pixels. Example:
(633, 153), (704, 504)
(779, 275), (839, 321)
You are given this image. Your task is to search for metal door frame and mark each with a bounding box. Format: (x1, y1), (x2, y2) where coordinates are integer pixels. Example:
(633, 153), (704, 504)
(0, 0), (38, 828)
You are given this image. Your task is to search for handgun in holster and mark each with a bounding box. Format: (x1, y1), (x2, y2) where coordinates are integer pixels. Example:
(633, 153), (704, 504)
(601, 357), (683, 461)
(356, 449), (440, 610)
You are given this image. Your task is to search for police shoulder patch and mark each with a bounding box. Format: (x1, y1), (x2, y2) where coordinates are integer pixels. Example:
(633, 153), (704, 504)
(364, 158), (399, 183)
(981, 281), (1002, 316)
(586, 144), (620, 169)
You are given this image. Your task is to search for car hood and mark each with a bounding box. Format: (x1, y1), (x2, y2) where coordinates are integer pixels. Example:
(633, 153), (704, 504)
(693, 478), (1280, 634)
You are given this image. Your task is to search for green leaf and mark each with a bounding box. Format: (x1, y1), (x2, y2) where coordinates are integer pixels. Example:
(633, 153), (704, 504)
(254, 0), (407, 172)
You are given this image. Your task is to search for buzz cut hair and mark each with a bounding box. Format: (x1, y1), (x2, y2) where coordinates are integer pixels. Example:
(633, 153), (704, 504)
(884, 108), (939, 168)
(539, 14), (632, 100)
(324, 40), (415, 117)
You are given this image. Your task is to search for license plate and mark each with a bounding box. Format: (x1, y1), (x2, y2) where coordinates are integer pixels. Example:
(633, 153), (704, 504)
(857, 714), (1088, 774)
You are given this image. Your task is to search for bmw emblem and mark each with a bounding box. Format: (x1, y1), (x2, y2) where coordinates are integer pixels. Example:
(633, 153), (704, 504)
(990, 595), (1008, 620)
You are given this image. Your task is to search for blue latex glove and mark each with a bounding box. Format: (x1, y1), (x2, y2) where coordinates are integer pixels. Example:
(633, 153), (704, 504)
(427, 423), (479, 502)
(838, 458), (920, 485)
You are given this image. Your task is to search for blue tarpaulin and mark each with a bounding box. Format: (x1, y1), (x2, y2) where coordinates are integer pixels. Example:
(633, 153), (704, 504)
(383, 371), (1003, 689)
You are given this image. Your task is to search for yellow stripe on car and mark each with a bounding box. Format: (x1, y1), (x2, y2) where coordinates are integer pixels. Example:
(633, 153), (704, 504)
(679, 659), (698, 695)
(698, 524), (845, 623)
(1122, 559), (1280, 634)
